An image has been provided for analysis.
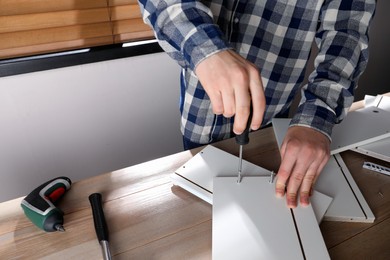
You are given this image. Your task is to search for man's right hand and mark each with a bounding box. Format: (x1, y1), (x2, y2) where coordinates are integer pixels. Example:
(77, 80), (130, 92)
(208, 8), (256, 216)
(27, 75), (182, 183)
(195, 49), (265, 134)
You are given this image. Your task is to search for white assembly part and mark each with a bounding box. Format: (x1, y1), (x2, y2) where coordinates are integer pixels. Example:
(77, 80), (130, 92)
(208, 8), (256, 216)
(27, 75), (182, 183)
(331, 107), (390, 154)
(363, 95), (377, 107)
(272, 106), (390, 155)
(172, 145), (333, 224)
(353, 138), (390, 162)
(363, 161), (390, 176)
(317, 155), (375, 222)
(213, 176), (329, 260)
(371, 95), (390, 111)
(272, 119), (376, 223)
(353, 95), (390, 161)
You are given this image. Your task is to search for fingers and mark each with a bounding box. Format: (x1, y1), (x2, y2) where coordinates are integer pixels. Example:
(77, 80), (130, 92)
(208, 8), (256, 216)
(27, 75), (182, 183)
(276, 126), (331, 208)
(298, 152), (329, 206)
(249, 76), (266, 131)
(220, 87), (236, 118)
(295, 163), (318, 207)
(209, 91), (224, 115)
(232, 64), (265, 134)
(277, 145), (320, 208)
(194, 49), (264, 134)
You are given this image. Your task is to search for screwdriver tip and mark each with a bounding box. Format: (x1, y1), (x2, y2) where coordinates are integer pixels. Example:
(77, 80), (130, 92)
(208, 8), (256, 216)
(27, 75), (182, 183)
(55, 224), (65, 232)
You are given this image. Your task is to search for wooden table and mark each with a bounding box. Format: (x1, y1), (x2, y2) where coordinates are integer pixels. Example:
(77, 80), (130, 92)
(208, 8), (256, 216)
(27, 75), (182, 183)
(1, 103), (390, 259)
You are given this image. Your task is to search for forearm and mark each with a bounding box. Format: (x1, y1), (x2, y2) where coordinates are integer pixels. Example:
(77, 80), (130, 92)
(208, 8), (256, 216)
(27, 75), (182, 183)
(138, 0), (230, 69)
(291, 0), (376, 139)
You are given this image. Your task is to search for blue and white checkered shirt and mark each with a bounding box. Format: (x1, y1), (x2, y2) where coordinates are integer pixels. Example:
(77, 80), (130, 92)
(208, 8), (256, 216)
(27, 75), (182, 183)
(138, 0), (376, 144)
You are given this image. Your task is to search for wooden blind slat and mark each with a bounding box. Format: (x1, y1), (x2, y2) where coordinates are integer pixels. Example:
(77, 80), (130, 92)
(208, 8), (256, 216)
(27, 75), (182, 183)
(113, 19), (152, 35)
(110, 5), (142, 21)
(114, 31), (155, 43)
(109, 0), (139, 7)
(0, 1), (156, 59)
(0, 36), (113, 59)
(0, 8), (110, 34)
(0, 0), (108, 16)
(113, 19), (154, 43)
(0, 23), (113, 50)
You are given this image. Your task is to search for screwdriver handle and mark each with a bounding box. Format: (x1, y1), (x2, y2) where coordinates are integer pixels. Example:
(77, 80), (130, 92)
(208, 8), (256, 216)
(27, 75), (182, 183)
(235, 108), (253, 145)
(89, 193), (109, 242)
(21, 176), (71, 232)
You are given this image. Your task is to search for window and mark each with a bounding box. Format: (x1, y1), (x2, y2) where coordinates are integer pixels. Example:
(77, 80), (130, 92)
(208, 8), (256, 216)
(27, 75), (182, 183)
(0, 0), (154, 59)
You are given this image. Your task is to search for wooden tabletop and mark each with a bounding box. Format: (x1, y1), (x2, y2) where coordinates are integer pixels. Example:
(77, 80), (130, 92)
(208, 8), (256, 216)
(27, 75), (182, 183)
(1, 99), (390, 259)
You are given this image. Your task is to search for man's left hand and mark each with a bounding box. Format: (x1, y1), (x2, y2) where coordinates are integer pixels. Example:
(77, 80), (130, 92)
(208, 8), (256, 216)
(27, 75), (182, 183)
(275, 126), (330, 208)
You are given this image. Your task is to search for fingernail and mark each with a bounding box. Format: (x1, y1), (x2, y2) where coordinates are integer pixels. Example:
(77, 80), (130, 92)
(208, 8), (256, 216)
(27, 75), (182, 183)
(287, 202), (297, 208)
(287, 193), (297, 208)
(276, 191), (284, 198)
(275, 184), (285, 198)
(301, 196), (309, 207)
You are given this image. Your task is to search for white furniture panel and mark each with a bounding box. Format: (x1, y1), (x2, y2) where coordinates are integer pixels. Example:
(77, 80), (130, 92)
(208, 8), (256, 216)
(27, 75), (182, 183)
(213, 176), (329, 260)
(354, 138), (390, 163)
(272, 106), (390, 155)
(331, 107), (390, 154)
(172, 145), (333, 223)
(316, 155), (375, 222)
(353, 95), (390, 161)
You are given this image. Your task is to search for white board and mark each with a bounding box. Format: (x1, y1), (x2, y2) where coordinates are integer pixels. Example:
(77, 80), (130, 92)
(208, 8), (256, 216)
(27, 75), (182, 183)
(371, 95), (390, 111)
(172, 145), (269, 204)
(353, 95), (390, 161)
(213, 176), (329, 260)
(316, 155), (375, 222)
(172, 145), (333, 223)
(272, 119), (375, 222)
(353, 138), (390, 162)
(331, 107), (390, 154)
(272, 106), (390, 155)
(292, 203), (330, 260)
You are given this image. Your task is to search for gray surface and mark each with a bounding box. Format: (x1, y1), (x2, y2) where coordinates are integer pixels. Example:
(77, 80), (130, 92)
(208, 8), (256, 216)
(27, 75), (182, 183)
(0, 53), (183, 202)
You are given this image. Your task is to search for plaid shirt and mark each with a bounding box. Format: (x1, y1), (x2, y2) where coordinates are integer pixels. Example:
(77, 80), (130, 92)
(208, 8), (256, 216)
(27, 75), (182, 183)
(139, 0), (376, 144)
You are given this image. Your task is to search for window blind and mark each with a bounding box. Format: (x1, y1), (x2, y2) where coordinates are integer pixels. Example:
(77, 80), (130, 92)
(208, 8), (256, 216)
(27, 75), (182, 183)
(0, 0), (154, 59)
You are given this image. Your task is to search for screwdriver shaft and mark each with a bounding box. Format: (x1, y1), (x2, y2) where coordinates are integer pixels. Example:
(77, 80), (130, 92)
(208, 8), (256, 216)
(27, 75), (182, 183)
(237, 145), (243, 183)
(235, 106), (252, 184)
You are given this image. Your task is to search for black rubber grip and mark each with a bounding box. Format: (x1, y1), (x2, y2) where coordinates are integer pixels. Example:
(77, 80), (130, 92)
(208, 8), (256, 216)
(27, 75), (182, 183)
(23, 176), (71, 212)
(89, 193), (109, 242)
(235, 109), (253, 145)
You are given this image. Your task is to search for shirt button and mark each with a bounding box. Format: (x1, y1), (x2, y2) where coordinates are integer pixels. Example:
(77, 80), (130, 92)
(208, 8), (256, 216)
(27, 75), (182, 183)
(234, 17), (239, 23)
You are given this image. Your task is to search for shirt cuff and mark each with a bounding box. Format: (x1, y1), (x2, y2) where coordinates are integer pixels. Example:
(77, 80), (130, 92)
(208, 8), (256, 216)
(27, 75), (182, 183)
(289, 102), (337, 141)
(182, 24), (231, 70)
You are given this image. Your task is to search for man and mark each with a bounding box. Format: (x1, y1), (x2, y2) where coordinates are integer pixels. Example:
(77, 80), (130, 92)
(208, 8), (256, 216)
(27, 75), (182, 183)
(138, 0), (376, 208)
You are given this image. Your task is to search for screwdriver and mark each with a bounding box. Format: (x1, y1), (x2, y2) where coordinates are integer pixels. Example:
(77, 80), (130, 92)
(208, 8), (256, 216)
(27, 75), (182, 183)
(89, 193), (112, 260)
(21, 176), (72, 232)
(235, 109), (252, 183)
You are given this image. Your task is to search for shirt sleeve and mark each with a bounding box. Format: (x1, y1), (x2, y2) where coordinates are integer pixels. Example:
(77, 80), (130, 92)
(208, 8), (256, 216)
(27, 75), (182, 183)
(138, 0), (231, 70)
(290, 0), (376, 140)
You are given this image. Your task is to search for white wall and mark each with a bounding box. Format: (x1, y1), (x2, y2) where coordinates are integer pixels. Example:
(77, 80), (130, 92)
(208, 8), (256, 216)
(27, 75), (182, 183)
(0, 52), (183, 202)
